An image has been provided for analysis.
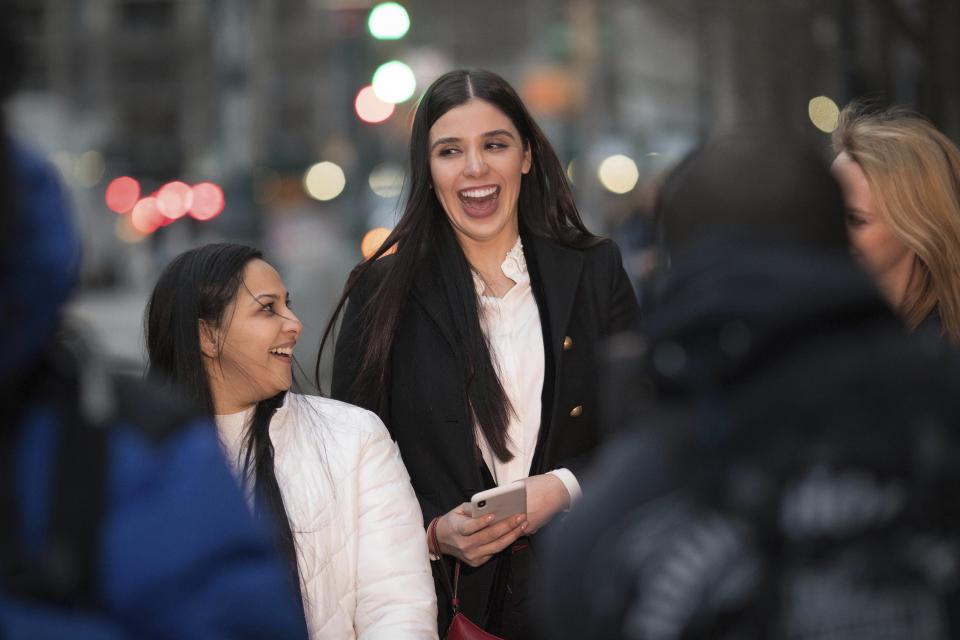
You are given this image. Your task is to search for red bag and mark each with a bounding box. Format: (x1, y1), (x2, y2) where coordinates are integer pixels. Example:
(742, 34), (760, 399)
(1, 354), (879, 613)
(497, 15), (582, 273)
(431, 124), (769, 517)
(447, 610), (504, 640)
(429, 519), (506, 640)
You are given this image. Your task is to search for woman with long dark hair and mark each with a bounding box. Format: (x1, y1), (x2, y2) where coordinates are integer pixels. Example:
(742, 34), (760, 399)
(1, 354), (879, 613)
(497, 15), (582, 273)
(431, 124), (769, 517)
(146, 243), (438, 640)
(321, 69), (640, 638)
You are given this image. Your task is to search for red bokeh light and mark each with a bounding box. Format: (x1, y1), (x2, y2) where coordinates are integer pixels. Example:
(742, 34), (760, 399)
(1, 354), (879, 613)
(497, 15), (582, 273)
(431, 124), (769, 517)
(189, 182), (225, 220)
(105, 176), (140, 214)
(354, 85), (395, 124)
(157, 181), (194, 219)
(130, 197), (165, 234)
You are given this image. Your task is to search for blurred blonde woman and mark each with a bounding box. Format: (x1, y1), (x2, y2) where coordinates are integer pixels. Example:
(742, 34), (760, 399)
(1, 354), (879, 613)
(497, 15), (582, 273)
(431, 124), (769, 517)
(831, 103), (960, 342)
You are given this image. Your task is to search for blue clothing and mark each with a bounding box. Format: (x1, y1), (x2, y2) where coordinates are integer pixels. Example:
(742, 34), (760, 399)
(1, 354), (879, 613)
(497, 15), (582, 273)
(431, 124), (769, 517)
(1, 401), (309, 640)
(0, 139), (80, 382)
(0, 140), (308, 639)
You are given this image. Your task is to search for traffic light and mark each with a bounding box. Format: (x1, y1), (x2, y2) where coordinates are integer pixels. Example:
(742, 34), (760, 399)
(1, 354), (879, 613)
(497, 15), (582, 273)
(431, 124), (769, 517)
(353, 2), (416, 125)
(368, 3), (410, 40)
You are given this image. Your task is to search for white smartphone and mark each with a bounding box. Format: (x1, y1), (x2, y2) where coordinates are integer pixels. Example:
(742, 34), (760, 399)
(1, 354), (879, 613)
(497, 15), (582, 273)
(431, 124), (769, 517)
(468, 481), (527, 523)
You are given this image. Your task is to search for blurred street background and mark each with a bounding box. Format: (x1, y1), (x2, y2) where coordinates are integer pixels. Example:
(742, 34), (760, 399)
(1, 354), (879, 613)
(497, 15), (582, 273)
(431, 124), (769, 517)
(5, 0), (960, 387)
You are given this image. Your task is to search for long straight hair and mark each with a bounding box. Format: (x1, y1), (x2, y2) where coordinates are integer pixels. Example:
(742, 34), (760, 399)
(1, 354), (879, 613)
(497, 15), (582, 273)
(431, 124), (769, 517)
(145, 243), (302, 599)
(317, 69), (595, 461)
(833, 102), (960, 342)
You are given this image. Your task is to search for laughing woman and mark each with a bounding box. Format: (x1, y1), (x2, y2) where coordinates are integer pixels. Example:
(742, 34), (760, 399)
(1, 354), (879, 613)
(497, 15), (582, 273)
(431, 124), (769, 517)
(146, 243), (438, 640)
(321, 69), (640, 639)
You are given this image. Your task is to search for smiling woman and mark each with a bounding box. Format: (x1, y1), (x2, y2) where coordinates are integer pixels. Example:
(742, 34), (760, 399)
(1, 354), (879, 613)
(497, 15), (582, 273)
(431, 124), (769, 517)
(320, 69), (640, 640)
(145, 243), (438, 640)
(199, 257), (302, 414)
(429, 102), (532, 293)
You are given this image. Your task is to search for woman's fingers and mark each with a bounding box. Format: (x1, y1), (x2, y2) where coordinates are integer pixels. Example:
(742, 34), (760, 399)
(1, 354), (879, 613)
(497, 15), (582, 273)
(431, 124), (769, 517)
(456, 506), (495, 536)
(477, 514), (526, 545)
(458, 507), (526, 537)
(442, 504), (530, 566)
(470, 518), (528, 561)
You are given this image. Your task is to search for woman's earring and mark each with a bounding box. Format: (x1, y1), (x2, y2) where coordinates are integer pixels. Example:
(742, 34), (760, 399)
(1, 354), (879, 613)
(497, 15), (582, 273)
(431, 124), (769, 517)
(429, 183), (434, 190)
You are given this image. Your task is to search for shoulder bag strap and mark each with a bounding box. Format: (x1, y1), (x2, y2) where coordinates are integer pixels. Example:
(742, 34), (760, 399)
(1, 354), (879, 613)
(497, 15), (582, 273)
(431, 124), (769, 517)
(429, 517), (462, 614)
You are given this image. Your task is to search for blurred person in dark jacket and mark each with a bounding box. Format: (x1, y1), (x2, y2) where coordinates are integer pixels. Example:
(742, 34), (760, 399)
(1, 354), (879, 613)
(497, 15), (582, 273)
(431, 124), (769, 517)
(541, 136), (960, 640)
(0, 24), (308, 640)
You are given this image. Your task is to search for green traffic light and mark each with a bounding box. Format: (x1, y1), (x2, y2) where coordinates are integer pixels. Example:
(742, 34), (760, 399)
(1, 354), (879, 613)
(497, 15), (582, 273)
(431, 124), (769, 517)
(372, 60), (416, 104)
(368, 2), (410, 40)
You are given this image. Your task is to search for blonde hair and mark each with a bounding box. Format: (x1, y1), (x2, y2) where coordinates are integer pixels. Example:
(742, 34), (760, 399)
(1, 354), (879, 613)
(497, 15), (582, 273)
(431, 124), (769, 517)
(832, 102), (960, 343)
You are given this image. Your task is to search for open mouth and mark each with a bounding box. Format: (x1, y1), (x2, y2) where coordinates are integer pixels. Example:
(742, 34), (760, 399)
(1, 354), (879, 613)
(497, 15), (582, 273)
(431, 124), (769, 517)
(269, 345), (294, 362)
(457, 185), (500, 218)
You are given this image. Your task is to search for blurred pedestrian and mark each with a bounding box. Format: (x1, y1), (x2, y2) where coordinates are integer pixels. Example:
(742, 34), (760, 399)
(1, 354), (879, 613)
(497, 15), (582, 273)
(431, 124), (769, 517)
(146, 243), (437, 640)
(321, 69), (639, 639)
(831, 102), (960, 343)
(0, 99), (308, 640)
(542, 135), (960, 640)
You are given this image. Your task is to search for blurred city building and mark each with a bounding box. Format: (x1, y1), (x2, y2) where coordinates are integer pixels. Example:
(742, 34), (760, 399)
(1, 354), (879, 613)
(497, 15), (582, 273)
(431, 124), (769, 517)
(5, 0), (959, 370)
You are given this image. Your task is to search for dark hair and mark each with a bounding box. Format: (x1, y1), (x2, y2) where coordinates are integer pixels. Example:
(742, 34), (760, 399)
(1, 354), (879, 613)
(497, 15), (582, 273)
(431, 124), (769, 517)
(656, 134), (849, 258)
(145, 243), (301, 599)
(317, 68), (594, 460)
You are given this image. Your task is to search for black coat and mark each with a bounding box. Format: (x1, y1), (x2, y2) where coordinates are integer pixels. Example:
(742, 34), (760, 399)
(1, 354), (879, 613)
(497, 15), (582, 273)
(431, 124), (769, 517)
(332, 230), (639, 630)
(542, 243), (960, 640)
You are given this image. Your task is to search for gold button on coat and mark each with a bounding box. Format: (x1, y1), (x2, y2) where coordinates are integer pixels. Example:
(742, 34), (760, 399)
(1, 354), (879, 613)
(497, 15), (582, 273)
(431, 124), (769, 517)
(562, 336), (573, 351)
(569, 405), (583, 417)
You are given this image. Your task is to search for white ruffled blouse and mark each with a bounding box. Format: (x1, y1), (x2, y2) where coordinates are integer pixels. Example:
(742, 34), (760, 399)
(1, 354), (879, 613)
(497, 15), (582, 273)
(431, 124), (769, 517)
(471, 237), (581, 501)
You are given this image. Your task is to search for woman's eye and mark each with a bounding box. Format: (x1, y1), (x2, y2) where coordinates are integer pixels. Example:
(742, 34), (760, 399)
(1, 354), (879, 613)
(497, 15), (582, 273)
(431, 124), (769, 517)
(260, 303), (275, 313)
(845, 212), (866, 227)
(438, 147), (460, 157)
(486, 141), (507, 150)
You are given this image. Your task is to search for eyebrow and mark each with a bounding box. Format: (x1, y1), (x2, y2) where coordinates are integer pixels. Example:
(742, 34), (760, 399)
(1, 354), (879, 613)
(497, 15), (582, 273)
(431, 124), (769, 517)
(249, 292), (289, 305)
(430, 129), (518, 151)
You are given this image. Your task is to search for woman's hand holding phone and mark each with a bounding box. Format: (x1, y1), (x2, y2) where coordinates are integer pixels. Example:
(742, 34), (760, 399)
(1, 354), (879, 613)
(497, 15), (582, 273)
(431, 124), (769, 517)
(522, 473), (571, 534)
(434, 505), (528, 567)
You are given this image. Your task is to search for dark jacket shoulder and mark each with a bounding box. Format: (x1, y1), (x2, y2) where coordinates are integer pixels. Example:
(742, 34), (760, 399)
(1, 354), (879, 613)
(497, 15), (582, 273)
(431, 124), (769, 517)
(530, 234), (627, 279)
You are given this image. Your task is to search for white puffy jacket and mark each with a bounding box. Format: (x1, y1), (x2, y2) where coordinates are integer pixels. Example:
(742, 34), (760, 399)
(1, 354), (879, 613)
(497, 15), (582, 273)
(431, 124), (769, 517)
(217, 394), (438, 639)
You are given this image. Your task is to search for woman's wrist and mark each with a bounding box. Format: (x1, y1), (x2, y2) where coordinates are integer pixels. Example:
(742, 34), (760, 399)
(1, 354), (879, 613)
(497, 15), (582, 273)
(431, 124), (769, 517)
(427, 516), (442, 560)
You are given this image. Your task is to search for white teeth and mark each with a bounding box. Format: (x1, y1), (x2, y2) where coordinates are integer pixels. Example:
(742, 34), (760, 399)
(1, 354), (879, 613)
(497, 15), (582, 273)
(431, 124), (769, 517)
(269, 346), (293, 356)
(460, 186), (498, 198)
